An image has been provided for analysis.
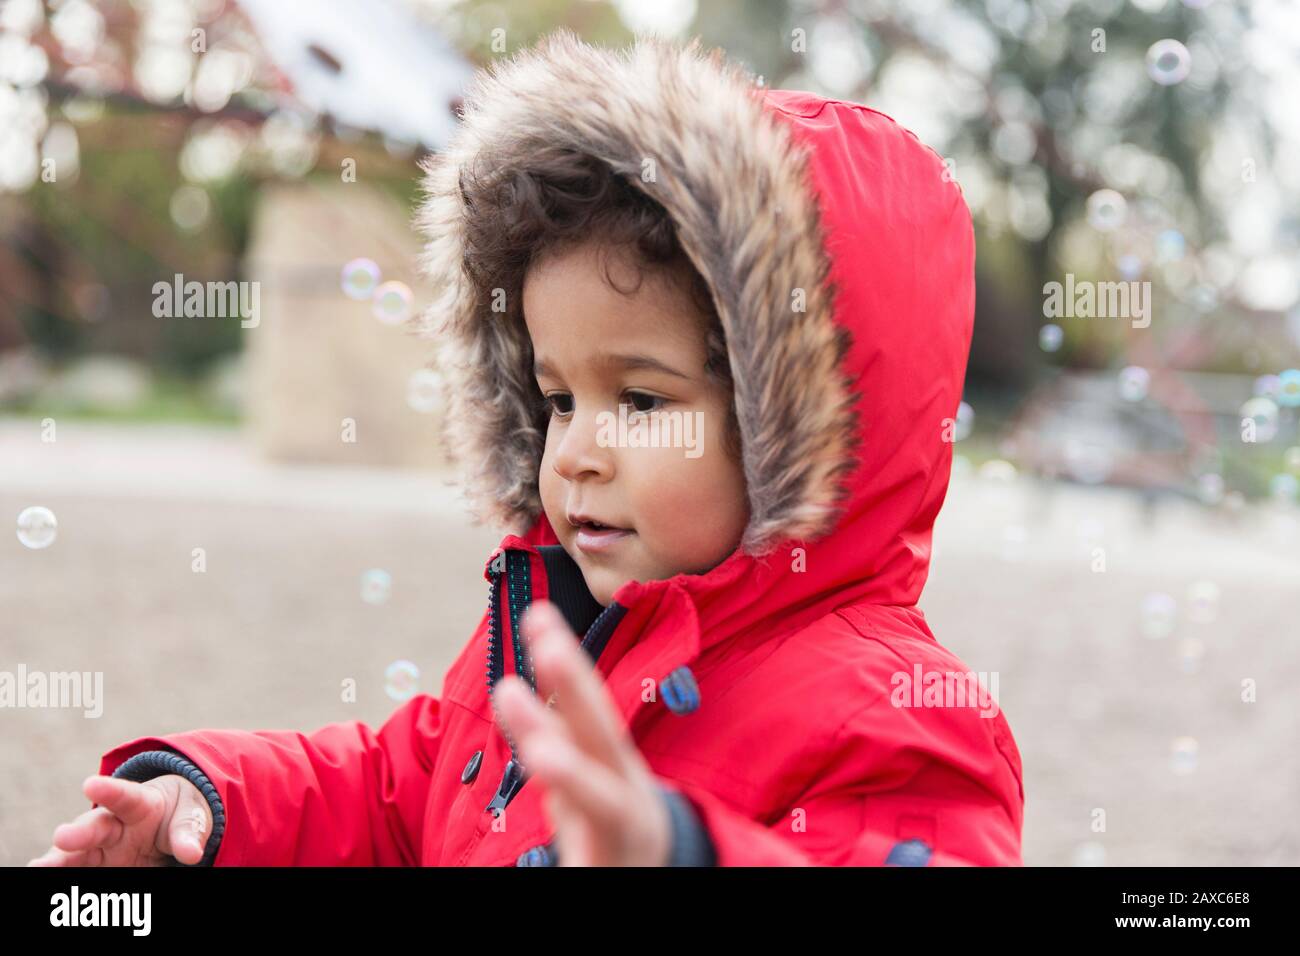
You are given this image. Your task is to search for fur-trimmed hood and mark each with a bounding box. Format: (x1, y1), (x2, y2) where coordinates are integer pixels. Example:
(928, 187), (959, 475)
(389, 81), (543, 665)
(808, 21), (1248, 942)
(412, 29), (975, 610)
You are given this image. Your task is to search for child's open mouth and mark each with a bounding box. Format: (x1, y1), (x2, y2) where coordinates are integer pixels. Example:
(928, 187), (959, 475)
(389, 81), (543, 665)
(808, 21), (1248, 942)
(572, 520), (634, 554)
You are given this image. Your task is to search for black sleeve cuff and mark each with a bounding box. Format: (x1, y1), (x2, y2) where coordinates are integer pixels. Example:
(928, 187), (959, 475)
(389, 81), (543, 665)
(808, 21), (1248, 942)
(110, 748), (226, 867)
(657, 782), (717, 867)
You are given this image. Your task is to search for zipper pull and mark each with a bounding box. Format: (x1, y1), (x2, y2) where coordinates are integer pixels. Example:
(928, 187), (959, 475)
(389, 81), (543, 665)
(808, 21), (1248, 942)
(485, 757), (525, 816)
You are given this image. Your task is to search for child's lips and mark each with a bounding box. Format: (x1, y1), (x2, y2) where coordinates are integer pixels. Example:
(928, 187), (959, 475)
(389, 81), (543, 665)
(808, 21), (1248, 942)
(574, 524), (634, 554)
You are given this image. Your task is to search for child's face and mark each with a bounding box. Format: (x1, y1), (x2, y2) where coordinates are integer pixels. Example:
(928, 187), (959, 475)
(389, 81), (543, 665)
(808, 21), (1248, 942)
(525, 241), (749, 606)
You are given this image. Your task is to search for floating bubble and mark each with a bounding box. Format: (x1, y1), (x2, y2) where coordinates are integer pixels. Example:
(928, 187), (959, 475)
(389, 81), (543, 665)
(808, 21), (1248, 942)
(1169, 736), (1198, 775)
(341, 258), (381, 300)
(978, 459), (1017, 482)
(1253, 374), (1280, 398)
(407, 369), (442, 414)
(1118, 365), (1150, 402)
(1039, 323), (1063, 353)
(1071, 841), (1106, 867)
(1240, 397), (1280, 443)
(1064, 440), (1114, 485)
(360, 568), (392, 605)
(1277, 369), (1300, 408)
(1116, 254), (1144, 280)
(1146, 39), (1192, 86)
(1187, 284), (1219, 312)
(1186, 580), (1219, 624)
(1177, 638), (1205, 674)
(16, 505), (57, 549)
(170, 184), (211, 231)
(1196, 472), (1224, 505)
(384, 660), (420, 702)
(1154, 229), (1185, 262)
(1140, 592), (1176, 639)
(1270, 473), (1298, 503)
(1086, 188), (1127, 232)
(372, 281), (413, 324)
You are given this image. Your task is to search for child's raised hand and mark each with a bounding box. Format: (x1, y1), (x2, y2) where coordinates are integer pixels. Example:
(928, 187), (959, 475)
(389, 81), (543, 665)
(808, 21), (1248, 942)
(492, 600), (673, 867)
(28, 774), (213, 867)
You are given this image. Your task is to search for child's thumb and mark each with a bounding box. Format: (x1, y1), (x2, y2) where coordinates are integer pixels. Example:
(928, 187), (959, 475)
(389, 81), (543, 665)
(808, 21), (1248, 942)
(163, 782), (213, 864)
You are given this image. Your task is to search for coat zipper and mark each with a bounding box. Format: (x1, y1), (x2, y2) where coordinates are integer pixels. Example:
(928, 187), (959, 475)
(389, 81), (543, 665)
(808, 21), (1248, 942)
(482, 547), (627, 817)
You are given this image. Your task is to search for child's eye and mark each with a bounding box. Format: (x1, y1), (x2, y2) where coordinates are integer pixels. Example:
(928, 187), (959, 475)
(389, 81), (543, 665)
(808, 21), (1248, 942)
(621, 391), (666, 415)
(543, 393), (573, 417)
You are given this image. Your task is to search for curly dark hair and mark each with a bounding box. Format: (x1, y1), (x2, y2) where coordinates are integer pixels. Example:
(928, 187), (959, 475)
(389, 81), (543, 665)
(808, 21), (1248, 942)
(458, 146), (741, 460)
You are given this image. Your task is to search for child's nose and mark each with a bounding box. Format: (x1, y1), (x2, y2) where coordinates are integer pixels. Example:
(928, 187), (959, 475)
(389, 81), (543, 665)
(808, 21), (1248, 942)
(551, 411), (615, 481)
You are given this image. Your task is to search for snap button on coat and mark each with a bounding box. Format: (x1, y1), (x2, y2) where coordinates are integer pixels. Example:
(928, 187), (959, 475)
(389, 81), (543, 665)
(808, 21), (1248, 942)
(660, 665), (700, 715)
(460, 750), (482, 784)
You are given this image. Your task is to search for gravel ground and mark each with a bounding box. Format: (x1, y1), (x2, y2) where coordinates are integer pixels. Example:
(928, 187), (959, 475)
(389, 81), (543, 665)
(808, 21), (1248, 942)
(3, 420), (1297, 866)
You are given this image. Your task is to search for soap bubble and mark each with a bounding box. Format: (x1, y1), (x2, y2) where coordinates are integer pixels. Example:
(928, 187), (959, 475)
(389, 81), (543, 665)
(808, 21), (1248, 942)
(1270, 473), (1298, 503)
(1170, 736), (1198, 775)
(1196, 472), (1224, 505)
(1177, 638), (1205, 674)
(1071, 841), (1106, 867)
(1154, 229), (1185, 262)
(407, 369), (443, 414)
(16, 506), (57, 549)
(1187, 284), (1219, 312)
(978, 459), (1017, 482)
(1086, 189), (1127, 232)
(1254, 374), (1280, 398)
(1240, 397), (1279, 443)
(372, 281), (413, 324)
(1140, 592), (1176, 639)
(1186, 580), (1219, 624)
(1039, 323), (1063, 352)
(1146, 39), (1191, 86)
(170, 184), (211, 231)
(341, 258), (381, 300)
(1064, 440), (1114, 485)
(1117, 254), (1143, 280)
(1276, 369), (1300, 408)
(1118, 366), (1150, 402)
(360, 568), (392, 605)
(384, 660), (420, 701)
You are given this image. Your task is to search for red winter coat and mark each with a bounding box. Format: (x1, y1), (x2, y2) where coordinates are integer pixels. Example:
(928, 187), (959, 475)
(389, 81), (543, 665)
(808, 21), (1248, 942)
(99, 32), (1023, 866)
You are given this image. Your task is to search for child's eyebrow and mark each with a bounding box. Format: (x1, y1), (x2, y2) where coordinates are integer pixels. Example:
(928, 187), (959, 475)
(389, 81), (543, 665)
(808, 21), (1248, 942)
(533, 351), (692, 381)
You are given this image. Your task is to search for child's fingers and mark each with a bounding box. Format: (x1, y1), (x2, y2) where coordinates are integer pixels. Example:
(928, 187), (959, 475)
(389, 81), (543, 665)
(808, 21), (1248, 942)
(52, 806), (124, 852)
(524, 731), (627, 837)
(162, 803), (209, 864)
(545, 786), (594, 867)
(494, 674), (593, 786)
(522, 602), (629, 774)
(27, 845), (96, 867)
(82, 775), (158, 827)
(492, 674), (559, 756)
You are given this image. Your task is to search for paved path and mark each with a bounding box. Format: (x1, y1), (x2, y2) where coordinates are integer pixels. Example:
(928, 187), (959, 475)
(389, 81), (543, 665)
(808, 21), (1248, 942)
(3, 420), (1296, 865)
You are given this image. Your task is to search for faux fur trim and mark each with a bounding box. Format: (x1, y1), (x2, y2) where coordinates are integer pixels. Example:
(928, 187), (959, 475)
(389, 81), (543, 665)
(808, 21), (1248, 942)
(412, 29), (859, 556)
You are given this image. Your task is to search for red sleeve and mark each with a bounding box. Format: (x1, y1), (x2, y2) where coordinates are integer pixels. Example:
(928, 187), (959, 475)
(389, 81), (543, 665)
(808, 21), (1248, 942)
(665, 700), (1024, 868)
(96, 693), (442, 866)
